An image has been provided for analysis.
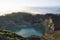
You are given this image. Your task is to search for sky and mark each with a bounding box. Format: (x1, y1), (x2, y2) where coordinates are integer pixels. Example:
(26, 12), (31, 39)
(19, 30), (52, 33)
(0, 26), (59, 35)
(0, 0), (60, 15)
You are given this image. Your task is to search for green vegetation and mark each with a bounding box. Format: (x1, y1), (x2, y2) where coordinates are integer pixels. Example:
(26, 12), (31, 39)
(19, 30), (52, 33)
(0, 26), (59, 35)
(0, 30), (23, 40)
(1, 30), (60, 40)
(0, 30), (42, 40)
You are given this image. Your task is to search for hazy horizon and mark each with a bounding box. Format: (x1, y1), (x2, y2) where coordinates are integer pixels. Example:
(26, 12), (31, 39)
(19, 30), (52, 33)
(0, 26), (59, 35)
(0, 7), (60, 16)
(0, 0), (60, 15)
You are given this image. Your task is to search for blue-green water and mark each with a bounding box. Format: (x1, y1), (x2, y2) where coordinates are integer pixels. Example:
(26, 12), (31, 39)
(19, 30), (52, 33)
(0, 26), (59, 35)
(16, 28), (44, 37)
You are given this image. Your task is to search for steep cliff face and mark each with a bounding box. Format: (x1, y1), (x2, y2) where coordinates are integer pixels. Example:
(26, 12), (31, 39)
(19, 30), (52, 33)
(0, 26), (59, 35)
(0, 12), (47, 32)
(46, 17), (54, 33)
(45, 14), (60, 30)
(43, 17), (54, 40)
(0, 12), (59, 39)
(52, 15), (60, 30)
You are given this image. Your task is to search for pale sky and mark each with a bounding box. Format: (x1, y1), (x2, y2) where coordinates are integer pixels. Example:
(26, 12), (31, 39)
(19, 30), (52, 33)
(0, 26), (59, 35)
(0, 0), (60, 15)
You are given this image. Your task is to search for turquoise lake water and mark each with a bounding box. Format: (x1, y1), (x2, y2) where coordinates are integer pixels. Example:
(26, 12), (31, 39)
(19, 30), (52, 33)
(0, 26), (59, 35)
(16, 28), (44, 37)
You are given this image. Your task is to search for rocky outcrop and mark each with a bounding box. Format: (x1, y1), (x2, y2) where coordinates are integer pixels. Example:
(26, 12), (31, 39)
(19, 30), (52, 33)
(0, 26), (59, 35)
(0, 30), (23, 40)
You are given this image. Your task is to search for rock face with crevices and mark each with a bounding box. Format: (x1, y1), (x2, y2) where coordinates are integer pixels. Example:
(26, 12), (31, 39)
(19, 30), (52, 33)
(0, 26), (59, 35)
(0, 12), (60, 40)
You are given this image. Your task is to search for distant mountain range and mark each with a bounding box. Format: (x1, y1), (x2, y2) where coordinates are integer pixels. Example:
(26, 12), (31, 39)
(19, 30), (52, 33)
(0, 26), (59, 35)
(23, 7), (60, 14)
(0, 7), (60, 16)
